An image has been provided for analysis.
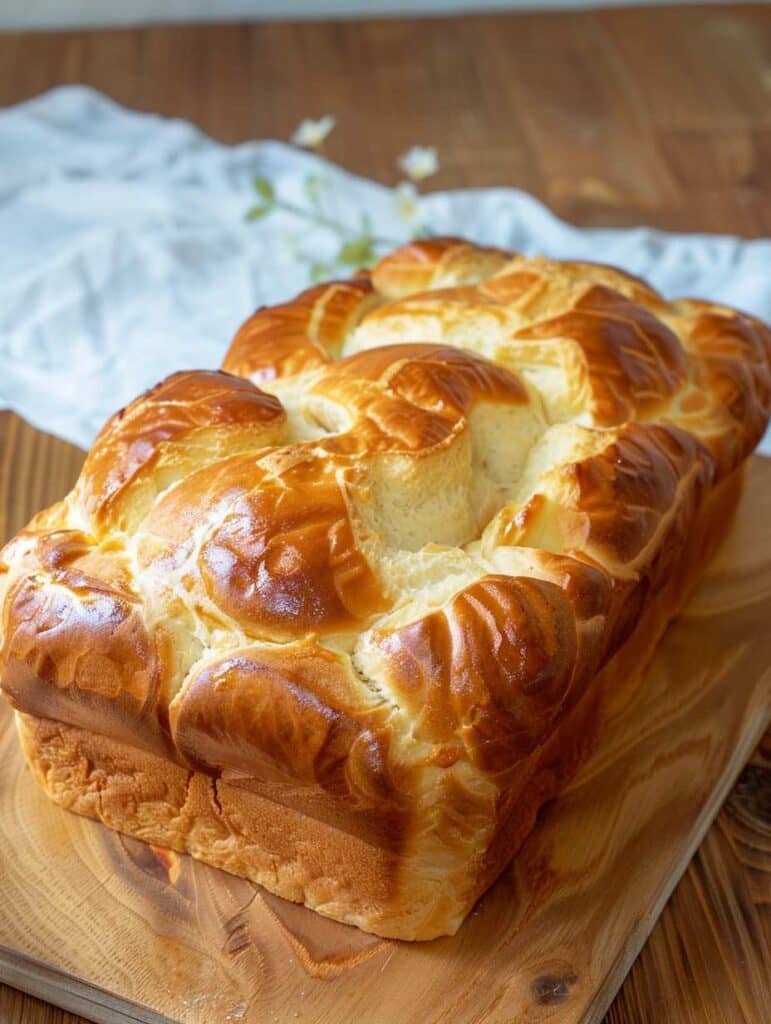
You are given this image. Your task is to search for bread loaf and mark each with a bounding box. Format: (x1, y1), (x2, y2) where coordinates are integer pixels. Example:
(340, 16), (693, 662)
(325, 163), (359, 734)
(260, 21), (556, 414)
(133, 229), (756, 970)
(2, 239), (769, 939)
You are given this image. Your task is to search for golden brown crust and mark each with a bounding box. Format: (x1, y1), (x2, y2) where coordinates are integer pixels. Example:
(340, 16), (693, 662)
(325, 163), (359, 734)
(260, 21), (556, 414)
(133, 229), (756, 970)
(369, 574), (589, 773)
(311, 342), (529, 453)
(1, 530), (172, 756)
(169, 642), (401, 809)
(76, 369), (286, 533)
(1, 240), (769, 939)
(371, 237), (512, 299)
(511, 284), (687, 424)
(13, 452), (741, 940)
(222, 274), (377, 381)
(672, 302), (771, 474)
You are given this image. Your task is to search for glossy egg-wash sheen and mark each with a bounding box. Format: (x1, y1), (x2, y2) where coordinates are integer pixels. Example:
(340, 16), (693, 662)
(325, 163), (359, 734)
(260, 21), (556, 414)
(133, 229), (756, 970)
(1, 237), (769, 939)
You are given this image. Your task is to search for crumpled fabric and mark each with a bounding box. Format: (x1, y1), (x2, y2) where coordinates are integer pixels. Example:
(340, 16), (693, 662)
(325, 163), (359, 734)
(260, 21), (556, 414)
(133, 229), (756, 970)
(1, 85), (769, 454)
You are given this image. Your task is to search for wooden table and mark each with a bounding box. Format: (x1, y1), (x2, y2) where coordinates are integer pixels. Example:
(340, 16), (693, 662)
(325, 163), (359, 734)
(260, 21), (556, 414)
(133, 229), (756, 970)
(0, 5), (769, 1022)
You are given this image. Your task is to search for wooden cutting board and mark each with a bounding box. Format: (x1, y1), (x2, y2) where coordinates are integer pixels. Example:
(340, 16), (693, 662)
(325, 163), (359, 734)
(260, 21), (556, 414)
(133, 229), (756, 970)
(0, 413), (770, 1024)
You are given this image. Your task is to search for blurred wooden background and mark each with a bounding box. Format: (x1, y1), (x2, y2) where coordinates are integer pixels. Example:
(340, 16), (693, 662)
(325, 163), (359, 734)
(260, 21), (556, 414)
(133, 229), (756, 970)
(0, 3), (770, 1022)
(1, 4), (769, 233)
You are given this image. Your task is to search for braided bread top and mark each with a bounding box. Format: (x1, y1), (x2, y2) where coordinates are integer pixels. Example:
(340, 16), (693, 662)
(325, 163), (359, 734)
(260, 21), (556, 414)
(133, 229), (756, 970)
(1, 239), (769, 809)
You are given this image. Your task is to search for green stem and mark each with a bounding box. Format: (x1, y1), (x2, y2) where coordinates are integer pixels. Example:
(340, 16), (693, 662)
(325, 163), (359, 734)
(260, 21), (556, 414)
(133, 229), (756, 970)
(274, 198), (400, 247)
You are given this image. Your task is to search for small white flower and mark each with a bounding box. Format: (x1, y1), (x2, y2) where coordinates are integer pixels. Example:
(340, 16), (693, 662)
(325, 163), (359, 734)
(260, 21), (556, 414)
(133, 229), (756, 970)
(291, 115), (336, 150)
(393, 181), (420, 222)
(398, 145), (438, 182)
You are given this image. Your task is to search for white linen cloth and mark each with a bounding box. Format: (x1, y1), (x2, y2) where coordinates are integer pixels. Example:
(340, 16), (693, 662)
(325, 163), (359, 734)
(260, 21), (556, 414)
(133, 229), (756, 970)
(1, 86), (769, 454)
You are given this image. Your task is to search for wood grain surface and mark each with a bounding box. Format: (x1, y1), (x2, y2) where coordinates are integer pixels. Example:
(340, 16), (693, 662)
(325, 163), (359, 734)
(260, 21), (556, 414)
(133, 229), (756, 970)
(1, 4), (770, 1022)
(0, 5), (769, 236)
(1, 434), (770, 1024)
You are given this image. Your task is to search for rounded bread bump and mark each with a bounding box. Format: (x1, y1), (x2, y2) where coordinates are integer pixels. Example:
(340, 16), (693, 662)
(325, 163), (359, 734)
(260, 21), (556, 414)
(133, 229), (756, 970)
(371, 237), (512, 299)
(0, 528), (171, 755)
(222, 274), (378, 383)
(356, 569), (608, 774)
(75, 369), (287, 534)
(169, 640), (403, 809)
